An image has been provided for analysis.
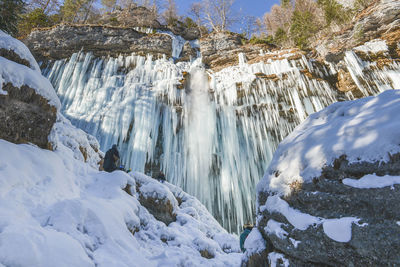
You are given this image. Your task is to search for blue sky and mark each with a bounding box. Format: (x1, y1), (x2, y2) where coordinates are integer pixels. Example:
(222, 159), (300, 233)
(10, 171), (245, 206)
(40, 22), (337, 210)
(174, 0), (280, 33)
(175, 0), (280, 18)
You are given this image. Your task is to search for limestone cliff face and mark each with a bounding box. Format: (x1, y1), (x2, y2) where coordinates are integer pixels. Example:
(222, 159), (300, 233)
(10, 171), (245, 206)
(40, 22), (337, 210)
(24, 24), (173, 61)
(314, 0), (400, 62)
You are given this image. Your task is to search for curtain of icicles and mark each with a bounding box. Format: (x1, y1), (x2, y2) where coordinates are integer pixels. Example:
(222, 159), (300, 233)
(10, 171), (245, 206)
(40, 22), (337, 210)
(42, 49), (400, 233)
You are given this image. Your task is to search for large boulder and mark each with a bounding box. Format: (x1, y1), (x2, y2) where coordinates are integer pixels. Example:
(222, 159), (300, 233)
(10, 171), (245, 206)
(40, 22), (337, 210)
(244, 90), (400, 266)
(0, 30), (103, 167)
(0, 31), (59, 149)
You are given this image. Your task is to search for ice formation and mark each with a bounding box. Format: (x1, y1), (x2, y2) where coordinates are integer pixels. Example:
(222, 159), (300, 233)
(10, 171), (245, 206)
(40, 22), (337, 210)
(42, 38), (400, 233)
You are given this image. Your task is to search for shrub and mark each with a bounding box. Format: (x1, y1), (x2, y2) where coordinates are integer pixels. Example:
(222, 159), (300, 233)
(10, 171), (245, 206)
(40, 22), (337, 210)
(18, 8), (51, 37)
(290, 10), (319, 49)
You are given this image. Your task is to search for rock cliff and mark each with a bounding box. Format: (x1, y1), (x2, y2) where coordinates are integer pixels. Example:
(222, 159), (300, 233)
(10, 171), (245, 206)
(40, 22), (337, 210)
(24, 24), (173, 61)
(243, 90), (400, 266)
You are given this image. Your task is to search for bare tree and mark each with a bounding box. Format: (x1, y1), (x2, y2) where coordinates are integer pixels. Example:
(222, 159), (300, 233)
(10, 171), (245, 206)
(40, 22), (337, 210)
(29, 0), (60, 14)
(201, 0), (236, 32)
(263, 3), (293, 35)
(162, 0), (178, 25)
(240, 15), (257, 39)
(189, 2), (204, 36)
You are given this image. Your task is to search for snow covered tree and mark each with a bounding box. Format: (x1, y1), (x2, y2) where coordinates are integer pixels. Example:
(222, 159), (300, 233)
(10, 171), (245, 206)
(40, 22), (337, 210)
(0, 0), (25, 36)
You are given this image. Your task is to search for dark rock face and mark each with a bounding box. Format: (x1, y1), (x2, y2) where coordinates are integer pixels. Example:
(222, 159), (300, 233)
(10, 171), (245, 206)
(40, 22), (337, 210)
(0, 83), (57, 149)
(24, 24), (173, 61)
(253, 154), (400, 266)
(0, 48), (31, 69)
(167, 22), (200, 41)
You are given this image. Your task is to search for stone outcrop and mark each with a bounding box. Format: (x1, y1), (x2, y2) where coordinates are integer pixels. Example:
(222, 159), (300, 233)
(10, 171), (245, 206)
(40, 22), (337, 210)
(200, 31), (275, 71)
(0, 83), (57, 149)
(244, 91), (400, 266)
(314, 0), (400, 62)
(24, 24), (173, 61)
(135, 175), (178, 226)
(98, 4), (161, 29)
(0, 45), (57, 149)
(254, 155), (400, 266)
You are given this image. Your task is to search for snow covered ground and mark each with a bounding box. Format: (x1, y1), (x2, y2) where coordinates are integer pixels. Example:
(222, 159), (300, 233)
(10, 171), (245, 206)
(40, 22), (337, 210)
(0, 138), (241, 266)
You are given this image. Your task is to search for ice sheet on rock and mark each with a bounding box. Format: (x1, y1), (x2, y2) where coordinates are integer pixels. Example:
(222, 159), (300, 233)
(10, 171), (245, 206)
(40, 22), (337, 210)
(258, 90), (400, 196)
(158, 30), (186, 59)
(0, 57), (61, 109)
(268, 252), (289, 267)
(343, 174), (400, 189)
(0, 30), (40, 71)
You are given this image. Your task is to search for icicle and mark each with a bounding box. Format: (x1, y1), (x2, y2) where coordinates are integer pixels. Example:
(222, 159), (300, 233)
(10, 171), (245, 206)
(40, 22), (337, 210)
(42, 48), (400, 234)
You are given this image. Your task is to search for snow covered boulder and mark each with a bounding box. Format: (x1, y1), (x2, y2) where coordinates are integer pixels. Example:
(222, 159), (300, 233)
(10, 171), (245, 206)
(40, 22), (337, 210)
(0, 30), (60, 149)
(134, 173), (178, 225)
(250, 90), (400, 266)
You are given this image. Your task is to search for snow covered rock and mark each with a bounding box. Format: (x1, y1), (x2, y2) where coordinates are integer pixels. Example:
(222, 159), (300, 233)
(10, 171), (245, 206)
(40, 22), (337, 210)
(134, 173), (178, 225)
(0, 138), (241, 266)
(250, 90), (400, 266)
(0, 31), (60, 149)
(49, 113), (103, 169)
(0, 31), (102, 167)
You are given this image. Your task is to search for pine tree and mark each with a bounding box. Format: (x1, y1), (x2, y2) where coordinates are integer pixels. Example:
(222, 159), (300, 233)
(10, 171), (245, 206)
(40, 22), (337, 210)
(0, 0), (26, 36)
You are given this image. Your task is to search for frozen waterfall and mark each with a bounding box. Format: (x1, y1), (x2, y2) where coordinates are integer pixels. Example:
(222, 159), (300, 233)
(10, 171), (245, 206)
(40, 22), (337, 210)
(42, 49), (400, 233)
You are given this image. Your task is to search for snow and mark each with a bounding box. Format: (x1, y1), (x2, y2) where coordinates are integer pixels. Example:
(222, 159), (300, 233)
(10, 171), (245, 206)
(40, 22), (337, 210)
(268, 252), (289, 267)
(0, 138), (241, 266)
(322, 217), (359, 242)
(0, 75), (5, 95)
(263, 195), (321, 230)
(264, 220), (288, 239)
(49, 113), (103, 169)
(289, 238), (301, 248)
(0, 55), (61, 109)
(243, 228), (266, 255)
(261, 195), (361, 243)
(354, 39), (388, 54)
(0, 30), (40, 71)
(343, 174), (400, 189)
(258, 90), (400, 196)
